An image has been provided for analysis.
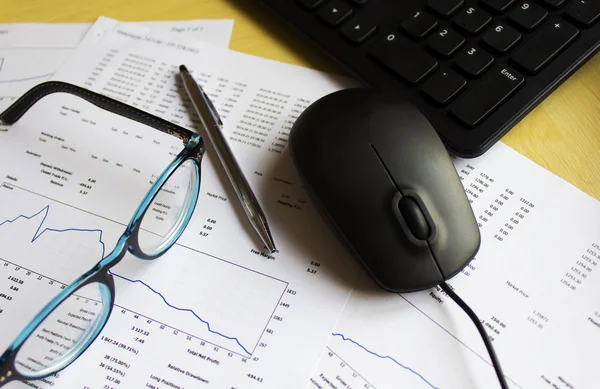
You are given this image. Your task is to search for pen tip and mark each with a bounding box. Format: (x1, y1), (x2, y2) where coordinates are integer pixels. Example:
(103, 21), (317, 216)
(179, 64), (188, 73)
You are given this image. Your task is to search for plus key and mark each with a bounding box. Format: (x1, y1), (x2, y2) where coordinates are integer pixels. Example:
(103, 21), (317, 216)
(510, 19), (579, 74)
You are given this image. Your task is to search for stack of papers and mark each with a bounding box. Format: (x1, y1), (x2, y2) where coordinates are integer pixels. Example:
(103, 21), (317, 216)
(0, 15), (598, 389)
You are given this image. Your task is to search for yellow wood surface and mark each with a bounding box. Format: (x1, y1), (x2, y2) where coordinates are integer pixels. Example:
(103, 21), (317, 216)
(3, 0), (600, 200)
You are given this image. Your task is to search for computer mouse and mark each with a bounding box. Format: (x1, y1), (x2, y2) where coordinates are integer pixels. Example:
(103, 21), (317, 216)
(289, 88), (480, 293)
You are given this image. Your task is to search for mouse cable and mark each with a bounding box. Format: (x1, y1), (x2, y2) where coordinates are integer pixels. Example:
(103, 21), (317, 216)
(439, 282), (509, 389)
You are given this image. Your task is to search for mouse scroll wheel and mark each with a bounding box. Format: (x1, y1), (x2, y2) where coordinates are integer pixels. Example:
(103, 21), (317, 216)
(397, 197), (430, 240)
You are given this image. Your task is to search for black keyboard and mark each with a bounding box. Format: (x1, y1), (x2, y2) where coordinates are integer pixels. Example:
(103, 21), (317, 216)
(257, 0), (600, 157)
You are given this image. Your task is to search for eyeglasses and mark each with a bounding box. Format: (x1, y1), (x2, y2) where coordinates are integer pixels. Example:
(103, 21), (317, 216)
(0, 81), (205, 386)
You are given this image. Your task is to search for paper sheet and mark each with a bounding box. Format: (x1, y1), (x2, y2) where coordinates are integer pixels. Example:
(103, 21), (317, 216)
(0, 18), (358, 389)
(1, 15), (599, 389)
(309, 142), (600, 389)
(0, 17), (234, 111)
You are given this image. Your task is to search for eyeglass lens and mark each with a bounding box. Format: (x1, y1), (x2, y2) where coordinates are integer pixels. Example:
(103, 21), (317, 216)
(14, 282), (111, 378)
(137, 158), (199, 256)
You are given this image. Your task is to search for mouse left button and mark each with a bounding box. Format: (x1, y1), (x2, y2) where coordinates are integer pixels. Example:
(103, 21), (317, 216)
(397, 196), (430, 240)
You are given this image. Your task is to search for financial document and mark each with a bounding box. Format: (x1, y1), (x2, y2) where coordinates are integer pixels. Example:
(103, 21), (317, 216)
(1, 16), (599, 389)
(0, 18), (358, 389)
(0, 17), (234, 111)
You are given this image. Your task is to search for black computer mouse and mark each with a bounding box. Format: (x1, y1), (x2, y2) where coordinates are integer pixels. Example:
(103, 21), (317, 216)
(289, 88), (480, 293)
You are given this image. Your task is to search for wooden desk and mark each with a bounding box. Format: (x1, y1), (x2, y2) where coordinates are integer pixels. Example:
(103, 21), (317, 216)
(3, 0), (600, 200)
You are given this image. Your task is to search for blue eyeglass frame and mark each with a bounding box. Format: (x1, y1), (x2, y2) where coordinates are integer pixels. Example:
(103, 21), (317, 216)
(0, 81), (206, 387)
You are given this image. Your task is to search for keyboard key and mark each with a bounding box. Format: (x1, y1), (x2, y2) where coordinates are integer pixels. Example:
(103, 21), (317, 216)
(454, 46), (495, 77)
(342, 16), (378, 44)
(427, 0), (465, 18)
(453, 6), (492, 34)
(450, 66), (525, 127)
(370, 33), (439, 85)
(481, 23), (522, 53)
(480, 0), (517, 13)
(318, 1), (354, 26)
(508, 2), (548, 31)
(427, 27), (465, 57)
(297, 0), (326, 10)
(400, 10), (438, 40)
(511, 19), (579, 74)
(565, 0), (600, 27)
(422, 69), (467, 105)
(541, 0), (567, 8)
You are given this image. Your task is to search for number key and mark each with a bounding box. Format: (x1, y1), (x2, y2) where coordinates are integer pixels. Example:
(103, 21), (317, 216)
(400, 11), (438, 40)
(481, 23), (522, 53)
(427, 28), (465, 57)
(454, 46), (494, 77)
(508, 2), (548, 31)
(370, 33), (439, 85)
(453, 6), (492, 34)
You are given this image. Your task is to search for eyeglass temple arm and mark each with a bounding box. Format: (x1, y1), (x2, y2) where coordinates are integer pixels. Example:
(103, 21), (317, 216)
(0, 81), (195, 142)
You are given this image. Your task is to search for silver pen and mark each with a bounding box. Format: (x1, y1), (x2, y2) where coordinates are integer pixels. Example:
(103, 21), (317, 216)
(179, 65), (276, 253)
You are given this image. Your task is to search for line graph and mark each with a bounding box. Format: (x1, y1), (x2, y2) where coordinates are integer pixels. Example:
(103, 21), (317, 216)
(332, 333), (440, 389)
(109, 271), (252, 354)
(0, 185), (288, 356)
(316, 287), (525, 389)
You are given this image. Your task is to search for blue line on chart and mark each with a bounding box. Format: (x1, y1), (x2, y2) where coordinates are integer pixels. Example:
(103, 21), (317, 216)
(0, 57), (54, 84)
(0, 205), (252, 355)
(332, 333), (440, 389)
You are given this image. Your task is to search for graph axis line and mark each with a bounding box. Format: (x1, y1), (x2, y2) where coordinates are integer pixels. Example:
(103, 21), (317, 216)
(325, 346), (378, 389)
(249, 279), (289, 355)
(332, 333), (441, 389)
(0, 257), (248, 358)
(399, 294), (523, 389)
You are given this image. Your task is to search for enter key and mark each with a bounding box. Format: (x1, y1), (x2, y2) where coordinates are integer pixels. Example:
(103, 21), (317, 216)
(450, 66), (525, 128)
